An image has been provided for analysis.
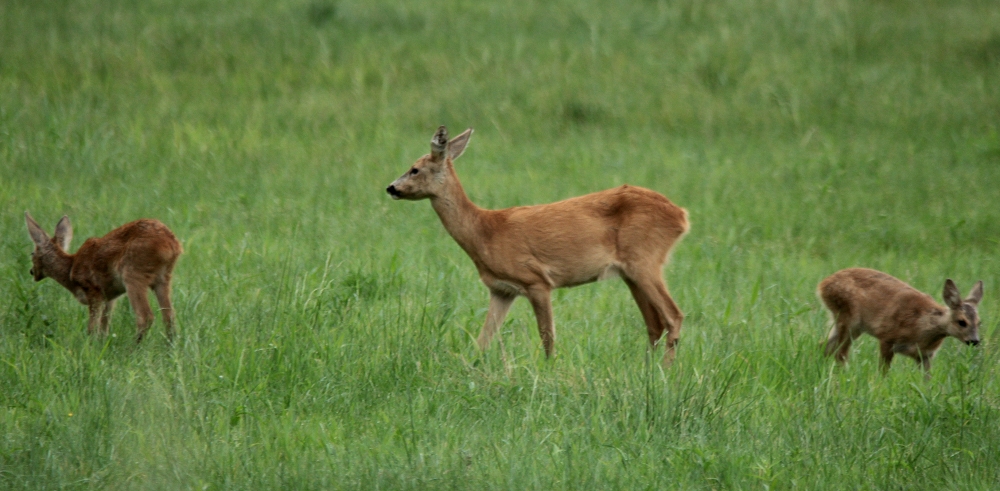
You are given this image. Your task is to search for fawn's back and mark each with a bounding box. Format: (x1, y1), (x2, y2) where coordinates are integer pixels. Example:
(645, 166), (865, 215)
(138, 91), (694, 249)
(72, 219), (182, 294)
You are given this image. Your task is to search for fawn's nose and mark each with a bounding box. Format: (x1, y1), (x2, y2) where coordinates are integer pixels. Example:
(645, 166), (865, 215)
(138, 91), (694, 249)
(386, 185), (400, 198)
(967, 339), (980, 347)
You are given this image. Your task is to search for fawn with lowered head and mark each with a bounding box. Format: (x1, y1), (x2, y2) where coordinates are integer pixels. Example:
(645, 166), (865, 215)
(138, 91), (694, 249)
(386, 126), (689, 364)
(25, 213), (183, 343)
(818, 267), (983, 377)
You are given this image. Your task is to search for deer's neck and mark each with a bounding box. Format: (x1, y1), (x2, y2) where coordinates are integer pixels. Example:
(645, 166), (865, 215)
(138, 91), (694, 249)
(430, 167), (489, 260)
(44, 248), (79, 292)
(920, 308), (951, 345)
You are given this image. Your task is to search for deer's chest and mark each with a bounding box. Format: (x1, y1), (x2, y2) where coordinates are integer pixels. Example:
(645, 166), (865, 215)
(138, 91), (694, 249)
(72, 272), (127, 302)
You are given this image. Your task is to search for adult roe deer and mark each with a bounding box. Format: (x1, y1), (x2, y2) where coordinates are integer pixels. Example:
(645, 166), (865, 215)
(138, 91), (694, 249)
(818, 267), (983, 377)
(386, 126), (689, 364)
(25, 213), (183, 343)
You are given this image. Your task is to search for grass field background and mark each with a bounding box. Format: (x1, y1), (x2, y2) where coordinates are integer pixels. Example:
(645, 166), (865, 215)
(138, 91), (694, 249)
(2, 0), (1000, 488)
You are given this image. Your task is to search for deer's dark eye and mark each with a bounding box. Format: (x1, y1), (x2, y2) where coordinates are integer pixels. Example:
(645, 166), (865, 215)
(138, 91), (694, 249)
(410, 168), (419, 175)
(958, 320), (968, 327)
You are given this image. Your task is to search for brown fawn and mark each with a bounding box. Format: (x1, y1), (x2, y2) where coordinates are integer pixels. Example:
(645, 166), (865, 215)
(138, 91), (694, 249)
(25, 213), (183, 343)
(818, 267), (983, 377)
(386, 126), (689, 364)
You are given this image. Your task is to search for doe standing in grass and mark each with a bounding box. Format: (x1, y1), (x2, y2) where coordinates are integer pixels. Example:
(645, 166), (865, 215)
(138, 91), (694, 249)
(386, 126), (689, 364)
(25, 213), (182, 343)
(818, 267), (983, 377)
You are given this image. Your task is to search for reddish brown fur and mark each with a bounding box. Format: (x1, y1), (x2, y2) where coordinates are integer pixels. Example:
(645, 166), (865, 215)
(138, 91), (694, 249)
(387, 126), (689, 364)
(25, 213), (183, 343)
(818, 267), (983, 377)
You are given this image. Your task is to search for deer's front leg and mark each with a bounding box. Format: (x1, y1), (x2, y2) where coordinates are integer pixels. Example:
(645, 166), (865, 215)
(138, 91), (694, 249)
(878, 340), (895, 375)
(99, 298), (116, 335)
(86, 299), (105, 336)
(477, 291), (516, 351)
(526, 286), (555, 358)
(919, 351), (935, 381)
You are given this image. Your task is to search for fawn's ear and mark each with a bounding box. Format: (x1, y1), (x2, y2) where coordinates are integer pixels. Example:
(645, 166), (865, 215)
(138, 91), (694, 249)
(54, 215), (73, 251)
(25, 212), (49, 247)
(943, 279), (963, 310)
(447, 128), (473, 161)
(430, 126), (448, 161)
(966, 280), (984, 305)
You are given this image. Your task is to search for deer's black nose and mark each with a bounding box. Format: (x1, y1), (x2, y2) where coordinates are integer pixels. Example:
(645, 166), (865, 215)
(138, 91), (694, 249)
(386, 185), (399, 197)
(967, 339), (980, 347)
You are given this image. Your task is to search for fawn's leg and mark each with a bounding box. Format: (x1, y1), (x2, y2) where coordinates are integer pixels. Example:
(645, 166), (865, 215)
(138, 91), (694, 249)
(878, 340), (895, 375)
(826, 316), (856, 363)
(99, 298), (116, 335)
(125, 283), (155, 344)
(152, 281), (175, 342)
(87, 299), (105, 336)
(919, 352), (934, 381)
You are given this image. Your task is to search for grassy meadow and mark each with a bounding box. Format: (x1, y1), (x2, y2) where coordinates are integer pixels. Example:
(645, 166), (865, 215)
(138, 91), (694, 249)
(2, 0), (1000, 488)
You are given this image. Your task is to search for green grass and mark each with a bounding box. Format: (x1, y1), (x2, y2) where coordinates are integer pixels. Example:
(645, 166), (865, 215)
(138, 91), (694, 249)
(2, 0), (1000, 488)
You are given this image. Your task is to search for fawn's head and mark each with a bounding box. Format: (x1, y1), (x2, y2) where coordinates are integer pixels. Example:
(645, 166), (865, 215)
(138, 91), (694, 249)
(25, 212), (73, 281)
(942, 279), (984, 346)
(386, 126), (473, 200)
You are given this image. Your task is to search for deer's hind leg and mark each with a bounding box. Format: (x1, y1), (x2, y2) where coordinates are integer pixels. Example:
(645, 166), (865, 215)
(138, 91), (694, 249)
(625, 279), (661, 346)
(525, 286), (555, 358)
(824, 313), (856, 363)
(124, 276), (155, 344)
(152, 277), (175, 342)
(624, 270), (684, 366)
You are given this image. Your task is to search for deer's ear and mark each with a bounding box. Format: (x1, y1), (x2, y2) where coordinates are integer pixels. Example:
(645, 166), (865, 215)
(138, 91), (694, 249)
(54, 215), (73, 251)
(25, 212), (49, 247)
(447, 128), (473, 161)
(943, 279), (963, 310)
(430, 126), (448, 160)
(966, 280), (984, 305)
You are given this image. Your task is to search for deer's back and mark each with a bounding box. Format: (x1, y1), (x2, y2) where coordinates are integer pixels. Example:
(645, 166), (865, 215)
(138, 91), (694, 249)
(496, 185), (686, 240)
(71, 220), (181, 288)
(476, 185), (686, 287)
(565, 184), (685, 232)
(819, 268), (939, 335)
